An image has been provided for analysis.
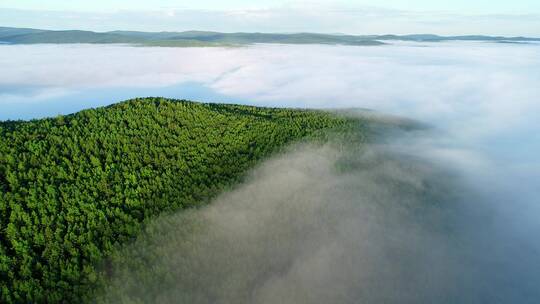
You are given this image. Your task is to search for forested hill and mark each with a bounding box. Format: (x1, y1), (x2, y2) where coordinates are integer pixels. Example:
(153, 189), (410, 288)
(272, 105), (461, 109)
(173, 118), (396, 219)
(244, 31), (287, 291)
(0, 98), (364, 303)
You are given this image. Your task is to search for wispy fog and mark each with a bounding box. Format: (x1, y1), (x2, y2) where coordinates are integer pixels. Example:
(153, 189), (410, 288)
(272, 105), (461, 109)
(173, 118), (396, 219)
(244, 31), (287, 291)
(1, 42), (539, 302)
(98, 136), (539, 303)
(98, 142), (460, 303)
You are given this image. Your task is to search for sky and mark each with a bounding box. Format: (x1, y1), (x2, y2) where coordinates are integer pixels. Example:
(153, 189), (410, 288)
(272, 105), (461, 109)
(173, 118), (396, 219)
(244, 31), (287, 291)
(2, 0), (540, 14)
(1, 0), (540, 35)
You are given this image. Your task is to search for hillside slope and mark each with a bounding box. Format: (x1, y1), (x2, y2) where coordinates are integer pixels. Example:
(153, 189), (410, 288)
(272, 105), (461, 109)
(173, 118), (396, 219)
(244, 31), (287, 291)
(0, 98), (364, 303)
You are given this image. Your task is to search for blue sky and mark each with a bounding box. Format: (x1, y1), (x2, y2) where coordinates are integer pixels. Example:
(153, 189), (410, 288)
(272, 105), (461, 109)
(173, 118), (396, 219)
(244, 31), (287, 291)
(2, 0), (540, 13)
(1, 0), (539, 35)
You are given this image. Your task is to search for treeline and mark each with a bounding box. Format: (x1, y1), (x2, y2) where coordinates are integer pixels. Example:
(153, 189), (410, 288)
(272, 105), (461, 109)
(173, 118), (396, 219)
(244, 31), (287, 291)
(0, 98), (363, 303)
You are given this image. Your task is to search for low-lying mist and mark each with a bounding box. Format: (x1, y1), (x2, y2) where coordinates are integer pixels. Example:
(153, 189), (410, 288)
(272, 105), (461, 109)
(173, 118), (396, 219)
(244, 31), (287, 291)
(2, 41), (538, 302)
(97, 124), (540, 303)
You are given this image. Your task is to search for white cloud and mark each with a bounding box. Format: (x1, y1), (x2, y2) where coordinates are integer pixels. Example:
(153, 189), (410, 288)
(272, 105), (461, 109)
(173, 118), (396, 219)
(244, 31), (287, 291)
(1, 42), (539, 142)
(0, 44), (239, 88)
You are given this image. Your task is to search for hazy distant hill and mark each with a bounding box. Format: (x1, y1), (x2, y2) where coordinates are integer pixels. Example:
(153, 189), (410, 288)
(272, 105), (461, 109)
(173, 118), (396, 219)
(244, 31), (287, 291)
(2, 26), (537, 46)
(0, 27), (383, 46)
(1, 30), (140, 44)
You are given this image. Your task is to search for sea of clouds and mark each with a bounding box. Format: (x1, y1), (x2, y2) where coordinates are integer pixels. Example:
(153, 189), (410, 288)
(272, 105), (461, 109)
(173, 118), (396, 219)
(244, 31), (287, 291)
(1, 41), (539, 302)
(1, 41), (538, 195)
(1, 42), (539, 143)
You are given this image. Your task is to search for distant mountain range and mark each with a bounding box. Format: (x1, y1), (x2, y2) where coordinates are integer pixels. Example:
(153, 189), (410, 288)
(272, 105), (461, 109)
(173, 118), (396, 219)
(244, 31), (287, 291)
(1, 26), (539, 47)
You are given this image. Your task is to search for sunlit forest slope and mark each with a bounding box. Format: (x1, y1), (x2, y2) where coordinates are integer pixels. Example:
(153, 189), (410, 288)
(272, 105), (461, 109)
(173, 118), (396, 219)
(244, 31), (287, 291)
(0, 98), (364, 303)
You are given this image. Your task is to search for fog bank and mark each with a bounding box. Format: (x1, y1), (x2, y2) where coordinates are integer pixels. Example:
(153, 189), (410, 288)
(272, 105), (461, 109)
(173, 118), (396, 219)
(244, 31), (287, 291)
(99, 141), (457, 303)
(98, 127), (540, 303)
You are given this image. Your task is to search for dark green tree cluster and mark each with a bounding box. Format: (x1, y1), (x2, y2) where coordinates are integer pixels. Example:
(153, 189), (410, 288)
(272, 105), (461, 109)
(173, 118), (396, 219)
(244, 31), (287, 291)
(0, 98), (361, 303)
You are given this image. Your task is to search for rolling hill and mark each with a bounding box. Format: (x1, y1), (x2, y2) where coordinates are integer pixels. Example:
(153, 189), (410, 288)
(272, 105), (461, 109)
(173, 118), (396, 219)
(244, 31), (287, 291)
(0, 98), (366, 303)
(1, 26), (538, 47)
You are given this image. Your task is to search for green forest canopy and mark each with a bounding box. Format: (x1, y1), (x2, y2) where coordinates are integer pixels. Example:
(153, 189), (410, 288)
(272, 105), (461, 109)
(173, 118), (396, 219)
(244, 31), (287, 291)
(0, 98), (366, 303)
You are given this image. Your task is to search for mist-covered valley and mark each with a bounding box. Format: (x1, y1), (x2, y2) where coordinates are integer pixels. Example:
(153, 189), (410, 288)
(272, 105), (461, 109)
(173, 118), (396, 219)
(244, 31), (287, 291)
(1, 41), (539, 303)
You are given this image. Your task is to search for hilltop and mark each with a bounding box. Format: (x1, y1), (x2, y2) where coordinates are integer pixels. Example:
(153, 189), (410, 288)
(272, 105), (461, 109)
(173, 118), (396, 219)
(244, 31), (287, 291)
(0, 98), (366, 303)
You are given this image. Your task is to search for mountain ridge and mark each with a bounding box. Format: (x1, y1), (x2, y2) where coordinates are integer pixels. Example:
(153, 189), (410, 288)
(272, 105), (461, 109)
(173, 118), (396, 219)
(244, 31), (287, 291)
(1, 26), (538, 46)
